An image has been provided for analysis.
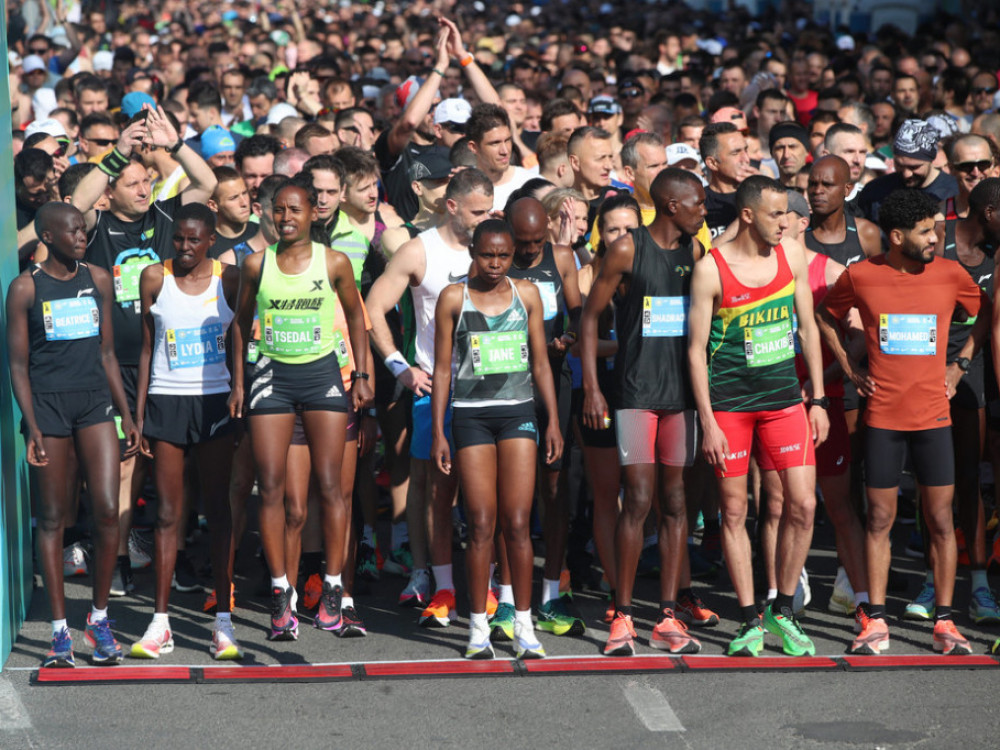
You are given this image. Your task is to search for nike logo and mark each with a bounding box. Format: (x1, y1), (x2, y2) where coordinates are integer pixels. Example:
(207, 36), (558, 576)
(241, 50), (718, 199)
(77, 288), (94, 297)
(620, 448), (628, 457)
(209, 415), (230, 436)
(448, 272), (467, 283)
(107, 230), (125, 236)
(105, 405), (114, 415)
(836, 456), (844, 466)
(979, 274), (992, 285)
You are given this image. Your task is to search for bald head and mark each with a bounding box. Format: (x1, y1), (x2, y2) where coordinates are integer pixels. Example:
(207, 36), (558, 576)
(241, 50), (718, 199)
(508, 197), (549, 261)
(811, 154), (850, 184)
(649, 167), (702, 212)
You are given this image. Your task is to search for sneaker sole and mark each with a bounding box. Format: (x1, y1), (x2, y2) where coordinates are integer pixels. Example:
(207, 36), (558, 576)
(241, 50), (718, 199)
(903, 608), (934, 621)
(764, 622), (815, 657)
(418, 614), (450, 628)
(465, 647), (495, 659)
(677, 612), (720, 627)
(211, 645), (243, 660)
(969, 608), (1000, 625)
(490, 624), (514, 642)
(130, 642), (174, 659)
(848, 639), (889, 655)
(335, 626), (367, 638)
(268, 625), (299, 641)
(398, 595), (427, 608)
(603, 640), (635, 657)
(727, 643), (763, 657)
(537, 619), (586, 637)
(516, 647), (546, 660)
(41, 655), (75, 668)
(649, 636), (701, 654)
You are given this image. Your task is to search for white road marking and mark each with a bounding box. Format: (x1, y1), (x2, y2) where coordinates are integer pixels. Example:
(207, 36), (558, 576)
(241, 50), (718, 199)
(0, 677), (33, 731)
(622, 681), (685, 732)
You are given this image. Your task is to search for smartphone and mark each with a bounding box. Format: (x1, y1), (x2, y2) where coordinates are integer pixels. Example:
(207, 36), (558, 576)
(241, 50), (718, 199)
(128, 109), (149, 127)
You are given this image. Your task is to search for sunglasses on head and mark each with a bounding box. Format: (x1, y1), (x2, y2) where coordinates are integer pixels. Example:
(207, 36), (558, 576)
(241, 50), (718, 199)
(954, 159), (993, 173)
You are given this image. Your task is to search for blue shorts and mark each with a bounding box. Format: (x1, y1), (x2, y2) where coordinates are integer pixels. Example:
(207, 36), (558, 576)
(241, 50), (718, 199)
(410, 393), (453, 461)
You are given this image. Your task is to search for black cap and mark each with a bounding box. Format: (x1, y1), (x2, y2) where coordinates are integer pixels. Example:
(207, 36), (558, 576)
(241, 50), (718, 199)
(618, 76), (644, 92)
(408, 146), (453, 182)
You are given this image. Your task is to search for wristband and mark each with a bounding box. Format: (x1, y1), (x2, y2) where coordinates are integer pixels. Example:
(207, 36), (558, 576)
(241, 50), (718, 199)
(98, 147), (130, 178)
(167, 138), (184, 155)
(432, 67), (446, 77)
(460, 54), (474, 67)
(384, 351), (410, 378)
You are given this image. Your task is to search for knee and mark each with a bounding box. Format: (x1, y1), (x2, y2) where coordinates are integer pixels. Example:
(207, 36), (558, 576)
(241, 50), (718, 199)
(36, 510), (64, 534)
(501, 509), (531, 541)
(719, 502), (747, 531)
(922, 503), (955, 536)
(784, 492), (816, 527)
(866, 502), (895, 536)
(467, 513), (495, 546)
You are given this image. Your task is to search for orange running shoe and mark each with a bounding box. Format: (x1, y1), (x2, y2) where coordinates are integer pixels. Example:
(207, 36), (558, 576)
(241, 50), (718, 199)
(676, 591), (720, 627)
(559, 568), (571, 595)
(486, 588), (498, 617)
(933, 619), (972, 655)
(302, 574), (323, 611)
(849, 614), (890, 655)
(203, 584), (236, 614)
(603, 599), (616, 624)
(604, 613), (637, 656)
(418, 588), (456, 628)
(650, 610), (701, 654)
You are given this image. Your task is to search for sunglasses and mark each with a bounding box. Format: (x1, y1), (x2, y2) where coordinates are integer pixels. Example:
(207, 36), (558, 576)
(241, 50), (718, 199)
(619, 88), (643, 99)
(972, 87), (998, 96)
(28, 47), (49, 55)
(87, 137), (117, 147)
(954, 159), (993, 173)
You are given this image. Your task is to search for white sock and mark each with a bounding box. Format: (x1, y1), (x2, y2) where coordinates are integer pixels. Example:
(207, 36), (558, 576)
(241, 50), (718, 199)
(90, 606), (108, 623)
(324, 574), (343, 589)
(432, 564), (453, 592)
(391, 522), (409, 549)
(766, 588), (778, 601)
(271, 575), (290, 590)
(498, 584), (514, 605)
(971, 569), (988, 590)
(514, 609), (534, 630)
(215, 611), (232, 624)
(854, 591), (870, 606)
(362, 525), (375, 547)
(152, 612), (170, 628)
(341, 595), (354, 609)
(643, 534), (657, 548)
(470, 611), (489, 630)
(52, 618), (67, 636)
(542, 578), (560, 605)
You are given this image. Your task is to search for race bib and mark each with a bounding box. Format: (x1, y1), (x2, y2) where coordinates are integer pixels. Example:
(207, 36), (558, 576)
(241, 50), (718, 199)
(642, 296), (688, 337)
(113, 257), (157, 308)
(166, 323), (226, 369)
(744, 321), (795, 367)
(262, 311), (322, 356)
(471, 331), (529, 376)
(535, 281), (559, 320)
(334, 329), (349, 368)
(879, 314), (936, 355)
(42, 297), (99, 341)
(247, 315), (260, 363)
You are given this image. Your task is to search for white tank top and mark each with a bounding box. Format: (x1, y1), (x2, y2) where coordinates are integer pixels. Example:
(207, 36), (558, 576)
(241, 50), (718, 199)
(411, 226), (472, 373)
(149, 260), (234, 395)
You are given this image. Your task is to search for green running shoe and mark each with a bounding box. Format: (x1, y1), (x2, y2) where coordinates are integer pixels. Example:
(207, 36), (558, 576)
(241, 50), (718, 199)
(727, 618), (765, 657)
(904, 579), (935, 621)
(489, 602), (515, 642)
(990, 638), (1000, 656)
(763, 604), (816, 656)
(537, 595), (586, 636)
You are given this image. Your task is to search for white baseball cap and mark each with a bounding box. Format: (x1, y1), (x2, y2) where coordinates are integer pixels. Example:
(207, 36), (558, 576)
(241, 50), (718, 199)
(434, 98), (472, 126)
(266, 102), (299, 125)
(666, 142), (702, 167)
(25, 117), (68, 139)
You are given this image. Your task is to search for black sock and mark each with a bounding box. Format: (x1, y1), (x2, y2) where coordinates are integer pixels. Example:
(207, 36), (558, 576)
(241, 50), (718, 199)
(659, 601), (676, 619)
(678, 588), (693, 601)
(617, 605), (633, 618)
(868, 603), (886, 619)
(935, 606), (953, 621)
(117, 554), (129, 564)
(741, 604), (760, 624)
(773, 592), (794, 614)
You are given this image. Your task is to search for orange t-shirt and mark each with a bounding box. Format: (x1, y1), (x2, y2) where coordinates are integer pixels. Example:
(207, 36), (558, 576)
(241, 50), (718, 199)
(822, 254), (981, 432)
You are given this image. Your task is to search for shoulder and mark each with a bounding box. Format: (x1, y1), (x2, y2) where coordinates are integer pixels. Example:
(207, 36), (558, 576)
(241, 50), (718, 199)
(8, 272), (35, 302)
(513, 277), (541, 298)
(141, 262), (165, 280)
(551, 242), (576, 266)
(222, 263), (241, 283)
(86, 263), (111, 284)
(437, 282), (464, 308)
(243, 249), (265, 272)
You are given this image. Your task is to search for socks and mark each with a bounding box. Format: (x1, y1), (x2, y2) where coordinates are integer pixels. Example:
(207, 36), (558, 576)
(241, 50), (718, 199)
(659, 601), (677, 619)
(766, 588), (778, 602)
(741, 604), (759, 624)
(542, 578), (560, 605)
(773, 592), (794, 614)
(271, 575), (290, 591)
(391, 521), (409, 549)
(52, 618), (67, 636)
(935, 606), (953, 621)
(971, 569), (988, 591)
(90, 605), (108, 623)
(362, 525), (375, 548)
(854, 591), (870, 606)
(431, 564), (453, 592)
(469, 611), (489, 631)
(216, 611), (232, 624)
(868, 603), (886, 620)
(514, 609), (534, 629)
(342, 595), (354, 609)
(498, 584), (514, 606)
(152, 612), (170, 628)
(617, 604), (633, 618)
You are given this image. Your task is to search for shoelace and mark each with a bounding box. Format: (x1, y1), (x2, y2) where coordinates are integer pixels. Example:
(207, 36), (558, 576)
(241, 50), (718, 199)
(271, 590), (290, 618)
(90, 619), (118, 647)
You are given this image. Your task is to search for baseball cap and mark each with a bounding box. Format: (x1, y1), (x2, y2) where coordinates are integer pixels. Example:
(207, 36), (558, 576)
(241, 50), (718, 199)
(786, 191), (810, 219)
(617, 76), (644, 93)
(408, 147), (453, 182)
(93, 50), (114, 72)
(396, 76), (423, 110)
(24, 117), (67, 140)
(126, 67), (151, 86)
(31, 88), (58, 121)
(121, 92), (156, 118)
(200, 126), (236, 160)
(23, 55), (47, 74)
(711, 106), (749, 131)
(588, 95), (621, 115)
(434, 98), (472, 126)
(266, 102), (299, 125)
(666, 142), (701, 167)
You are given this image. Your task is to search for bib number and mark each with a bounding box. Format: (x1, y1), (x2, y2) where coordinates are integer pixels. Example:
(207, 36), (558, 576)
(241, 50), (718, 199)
(247, 315), (260, 363)
(744, 321), (795, 367)
(263, 311), (322, 356)
(642, 296), (688, 337)
(42, 297), (100, 341)
(166, 323), (226, 369)
(334, 329), (349, 368)
(535, 281), (559, 321)
(113, 258), (157, 309)
(879, 314), (936, 355)
(471, 331), (529, 376)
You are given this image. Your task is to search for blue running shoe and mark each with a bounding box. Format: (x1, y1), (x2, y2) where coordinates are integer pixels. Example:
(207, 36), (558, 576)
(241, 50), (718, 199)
(42, 628), (75, 668)
(84, 615), (123, 664)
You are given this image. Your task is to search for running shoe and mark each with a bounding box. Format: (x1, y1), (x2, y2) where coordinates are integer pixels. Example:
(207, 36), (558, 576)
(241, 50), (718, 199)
(903, 579), (936, 620)
(676, 591), (720, 627)
(268, 585), (299, 640)
(42, 628), (75, 668)
(537, 596), (586, 636)
(991, 638), (1000, 655)
(763, 604), (816, 657)
(418, 589), (456, 628)
(650, 610), (701, 654)
(727, 618), (765, 657)
(62, 543), (88, 577)
(489, 602), (515, 642)
(210, 619), (244, 660)
(487, 588), (499, 618)
(559, 568), (571, 595)
(604, 613), (637, 656)
(688, 542), (719, 579)
(109, 556), (134, 597)
(399, 568), (431, 608)
(357, 542), (379, 581)
(203, 584), (236, 614)
(793, 567), (812, 616)
(603, 598), (616, 624)
(314, 582), (343, 632)
(302, 573), (323, 611)
(969, 586), (1000, 624)
(466, 619), (495, 659)
(849, 614), (890, 655)
(336, 606), (367, 638)
(128, 529), (152, 569)
(130, 619), (174, 659)
(514, 619), (546, 660)
(827, 566), (855, 615)
(933, 619), (973, 655)
(853, 602), (869, 635)
(637, 543), (659, 577)
(84, 615), (123, 664)
(172, 552), (203, 593)
(383, 544), (414, 577)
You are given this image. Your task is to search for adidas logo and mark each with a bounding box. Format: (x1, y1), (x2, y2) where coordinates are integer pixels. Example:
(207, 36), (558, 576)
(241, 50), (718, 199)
(517, 422), (536, 433)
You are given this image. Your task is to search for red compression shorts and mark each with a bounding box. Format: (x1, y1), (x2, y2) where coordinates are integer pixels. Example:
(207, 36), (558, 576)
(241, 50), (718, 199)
(713, 403), (816, 478)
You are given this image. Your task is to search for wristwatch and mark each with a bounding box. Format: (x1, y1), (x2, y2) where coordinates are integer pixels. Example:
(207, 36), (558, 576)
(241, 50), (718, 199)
(952, 357), (971, 373)
(811, 396), (831, 410)
(167, 138), (184, 155)
(351, 370), (370, 382)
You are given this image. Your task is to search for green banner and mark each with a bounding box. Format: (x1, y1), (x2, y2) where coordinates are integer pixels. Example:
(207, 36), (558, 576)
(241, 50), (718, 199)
(1, 11), (33, 669)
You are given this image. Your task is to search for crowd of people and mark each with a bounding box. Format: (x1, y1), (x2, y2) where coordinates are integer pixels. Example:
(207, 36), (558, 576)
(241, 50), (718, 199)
(8, 0), (1000, 667)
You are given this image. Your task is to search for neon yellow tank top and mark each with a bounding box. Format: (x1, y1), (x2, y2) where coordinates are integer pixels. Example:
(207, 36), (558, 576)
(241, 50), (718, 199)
(256, 242), (338, 364)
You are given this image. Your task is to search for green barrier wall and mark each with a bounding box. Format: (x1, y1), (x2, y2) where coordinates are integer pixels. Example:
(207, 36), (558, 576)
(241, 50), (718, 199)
(1, 10), (33, 669)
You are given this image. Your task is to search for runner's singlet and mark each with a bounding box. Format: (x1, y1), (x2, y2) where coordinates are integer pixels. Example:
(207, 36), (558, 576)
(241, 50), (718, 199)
(708, 245), (802, 412)
(452, 279), (534, 407)
(613, 226), (695, 411)
(508, 242), (565, 343)
(804, 213), (866, 268)
(255, 242), (338, 364)
(411, 226), (471, 373)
